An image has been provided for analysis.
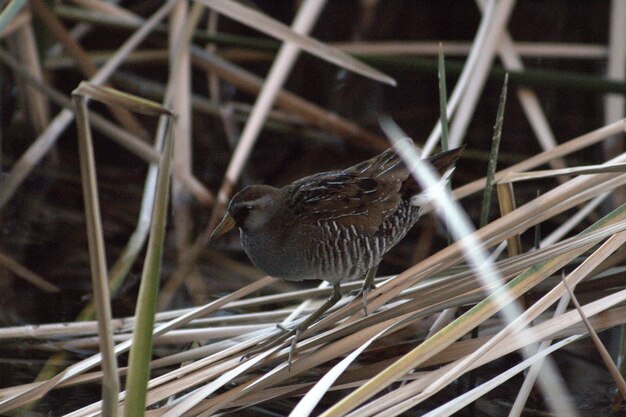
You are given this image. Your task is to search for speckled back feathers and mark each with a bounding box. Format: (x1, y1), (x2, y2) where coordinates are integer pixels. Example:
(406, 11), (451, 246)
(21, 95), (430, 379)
(225, 144), (464, 283)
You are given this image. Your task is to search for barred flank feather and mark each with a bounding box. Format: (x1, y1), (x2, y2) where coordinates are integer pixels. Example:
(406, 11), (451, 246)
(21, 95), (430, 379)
(226, 145), (463, 283)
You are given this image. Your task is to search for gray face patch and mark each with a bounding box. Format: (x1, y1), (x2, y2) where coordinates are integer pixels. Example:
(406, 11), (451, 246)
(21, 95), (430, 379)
(243, 194), (277, 232)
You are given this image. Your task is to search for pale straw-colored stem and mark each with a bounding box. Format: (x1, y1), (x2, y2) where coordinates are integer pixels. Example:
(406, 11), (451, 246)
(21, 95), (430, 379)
(0, 0), (180, 212)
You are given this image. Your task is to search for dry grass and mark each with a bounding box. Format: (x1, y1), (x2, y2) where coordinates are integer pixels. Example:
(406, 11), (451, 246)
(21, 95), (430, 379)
(0, 1), (624, 416)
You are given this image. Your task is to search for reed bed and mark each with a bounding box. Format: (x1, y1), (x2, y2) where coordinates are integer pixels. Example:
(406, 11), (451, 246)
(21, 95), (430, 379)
(0, 1), (624, 416)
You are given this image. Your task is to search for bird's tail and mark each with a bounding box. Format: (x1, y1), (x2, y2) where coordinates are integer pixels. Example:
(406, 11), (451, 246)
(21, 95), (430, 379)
(404, 145), (465, 206)
(426, 145), (465, 175)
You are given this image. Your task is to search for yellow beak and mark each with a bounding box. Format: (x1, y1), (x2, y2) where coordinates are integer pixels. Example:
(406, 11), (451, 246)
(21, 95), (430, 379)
(210, 213), (236, 241)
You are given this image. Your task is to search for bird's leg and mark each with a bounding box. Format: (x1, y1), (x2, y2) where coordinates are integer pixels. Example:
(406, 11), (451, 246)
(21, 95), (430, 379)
(286, 283), (342, 367)
(355, 266), (378, 315)
(241, 328), (292, 362)
(243, 284), (342, 369)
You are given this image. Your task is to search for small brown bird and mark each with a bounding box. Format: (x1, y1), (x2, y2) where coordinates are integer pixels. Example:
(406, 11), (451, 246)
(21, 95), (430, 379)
(211, 144), (463, 362)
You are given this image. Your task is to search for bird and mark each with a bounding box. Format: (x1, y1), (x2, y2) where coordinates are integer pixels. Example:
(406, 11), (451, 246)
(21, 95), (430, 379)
(210, 143), (464, 364)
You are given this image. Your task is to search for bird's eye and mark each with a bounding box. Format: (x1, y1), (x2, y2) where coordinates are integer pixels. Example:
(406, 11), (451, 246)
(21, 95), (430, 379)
(231, 204), (252, 226)
(240, 204), (253, 217)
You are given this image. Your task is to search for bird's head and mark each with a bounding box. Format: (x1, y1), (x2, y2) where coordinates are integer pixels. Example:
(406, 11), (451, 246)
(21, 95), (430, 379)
(210, 185), (282, 240)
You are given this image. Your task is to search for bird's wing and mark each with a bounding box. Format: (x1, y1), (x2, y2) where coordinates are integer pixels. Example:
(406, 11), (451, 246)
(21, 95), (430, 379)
(283, 150), (409, 235)
(283, 145), (465, 235)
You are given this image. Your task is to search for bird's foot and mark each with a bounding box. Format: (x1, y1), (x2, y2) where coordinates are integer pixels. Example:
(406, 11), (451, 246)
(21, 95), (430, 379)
(287, 326), (303, 371)
(353, 281), (377, 316)
(241, 323), (305, 370)
(240, 327), (293, 362)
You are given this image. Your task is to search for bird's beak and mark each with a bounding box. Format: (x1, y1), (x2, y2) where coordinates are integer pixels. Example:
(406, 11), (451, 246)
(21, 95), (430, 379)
(210, 213), (236, 241)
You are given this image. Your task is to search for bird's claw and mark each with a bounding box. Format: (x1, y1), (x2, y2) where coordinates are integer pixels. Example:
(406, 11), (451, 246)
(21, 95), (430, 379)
(240, 328), (289, 359)
(240, 325), (300, 368)
(353, 281), (376, 316)
(287, 326), (303, 371)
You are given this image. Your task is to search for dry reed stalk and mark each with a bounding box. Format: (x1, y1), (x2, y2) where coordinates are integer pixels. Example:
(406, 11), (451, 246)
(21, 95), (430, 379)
(332, 41), (609, 59)
(604, 0), (626, 185)
(496, 183), (521, 256)
(561, 275), (626, 398)
(167, 0), (196, 308)
(66, 0), (141, 23)
(6, 13), (49, 132)
(445, 0), (515, 150)
(190, 48), (389, 152)
(422, 0), (514, 155)
(0, 0), (181, 212)
(0, 8), (30, 39)
(114, 200), (624, 411)
(455, 118), (626, 199)
(0, 48), (213, 206)
(73, 85), (121, 417)
(30, 0), (147, 137)
(0, 251), (59, 292)
(476, 0), (568, 173)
